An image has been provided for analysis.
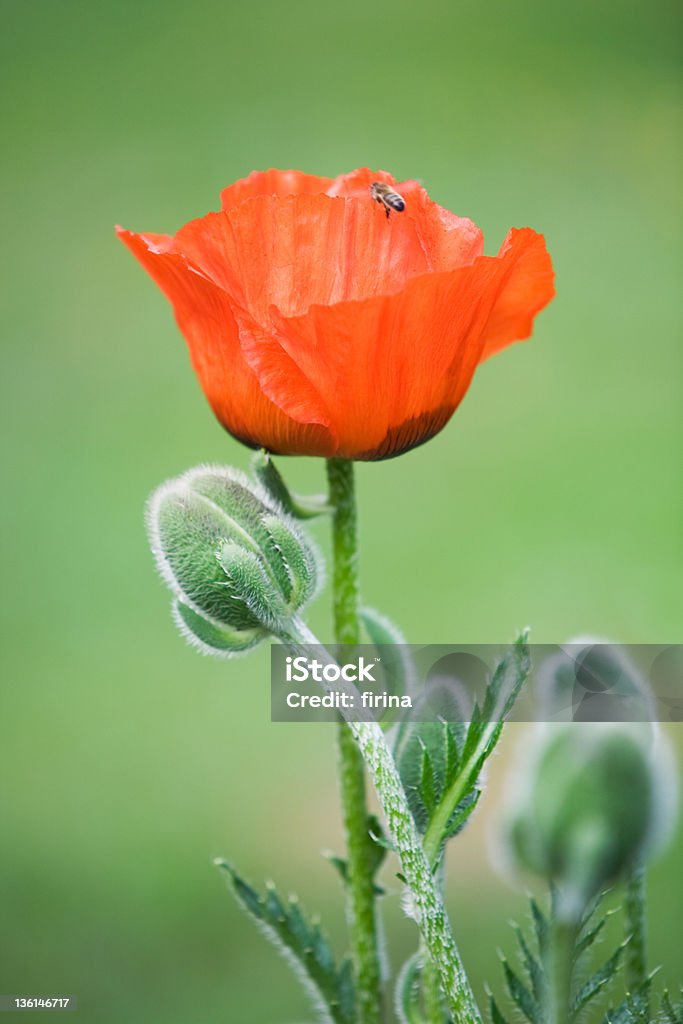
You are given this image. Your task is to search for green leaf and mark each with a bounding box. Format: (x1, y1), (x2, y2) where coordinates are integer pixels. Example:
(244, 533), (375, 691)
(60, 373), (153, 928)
(573, 911), (611, 961)
(324, 853), (385, 897)
(660, 989), (683, 1024)
(530, 898), (549, 960)
(512, 922), (546, 1006)
(490, 892), (631, 1024)
(419, 745), (437, 814)
(324, 814), (387, 896)
(395, 720), (473, 839)
(216, 860), (354, 1024)
(418, 635), (530, 861)
(488, 992), (511, 1024)
(502, 957), (542, 1024)
(571, 941), (627, 1016)
(601, 978), (654, 1024)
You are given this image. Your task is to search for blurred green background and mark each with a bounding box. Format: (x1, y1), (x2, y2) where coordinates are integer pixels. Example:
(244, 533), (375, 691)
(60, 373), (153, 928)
(1, 0), (681, 1020)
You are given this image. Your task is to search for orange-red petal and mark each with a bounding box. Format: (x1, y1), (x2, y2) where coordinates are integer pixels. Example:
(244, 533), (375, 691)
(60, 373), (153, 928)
(118, 170), (555, 460)
(237, 229), (553, 459)
(116, 226), (336, 456)
(329, 167), (484, 271)
(480, 228), (556, 360)
(220, 169), (334, 212)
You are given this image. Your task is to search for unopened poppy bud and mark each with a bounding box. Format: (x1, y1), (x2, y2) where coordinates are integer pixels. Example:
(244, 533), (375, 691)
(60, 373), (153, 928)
(147, 465), (321, 656)
(538, 637), (655, 724)
(505, 722), (675, 921)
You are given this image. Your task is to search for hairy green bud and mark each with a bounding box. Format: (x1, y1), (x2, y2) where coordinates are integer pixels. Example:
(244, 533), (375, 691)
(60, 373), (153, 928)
(147, 465), (322, 656)
(505, 721), (676, 921)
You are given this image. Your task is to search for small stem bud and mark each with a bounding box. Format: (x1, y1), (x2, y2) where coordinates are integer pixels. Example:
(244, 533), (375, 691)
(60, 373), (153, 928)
(147, 464), (321, 656)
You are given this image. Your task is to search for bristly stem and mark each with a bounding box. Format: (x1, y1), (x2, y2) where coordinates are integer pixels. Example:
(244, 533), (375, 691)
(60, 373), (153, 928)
(326, 458), (383, 1024)
(624, 864), (649, 1008)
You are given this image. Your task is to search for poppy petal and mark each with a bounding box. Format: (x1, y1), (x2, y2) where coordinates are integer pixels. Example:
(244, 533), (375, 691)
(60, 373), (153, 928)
(257, 260), (504, 458)
(116, 227), (336, 456)
(220, 169), (333, 212)
(480, 228), (555, 360)
(174, 194), (442, 317)
(328, 167), (484, 270)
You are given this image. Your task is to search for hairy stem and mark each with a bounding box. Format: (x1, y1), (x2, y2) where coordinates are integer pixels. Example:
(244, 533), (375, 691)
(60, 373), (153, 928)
(422, 860), (446, 1021)
(287, 613), (482, 1024)
(624, 864), (649, 1007)
(326, 458), (383, 1024)
(349, 719), (482, 1024)
(288, 460), (482, 1023)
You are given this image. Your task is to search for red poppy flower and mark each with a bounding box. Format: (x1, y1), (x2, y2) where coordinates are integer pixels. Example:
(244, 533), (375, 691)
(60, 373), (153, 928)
(117, 168), (554, 460)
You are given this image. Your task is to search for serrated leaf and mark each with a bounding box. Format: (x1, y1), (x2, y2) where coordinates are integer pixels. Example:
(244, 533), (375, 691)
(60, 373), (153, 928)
(660, 989), (683, 1024)
(572, 941), (627, 1015)
(512, 923), (546, 1006)
(420, 636), (530, 861)
(601, 977), (654, 1024)
(444, 788), (481, 836)
(502, 958), (542, 1024)
(530, 898), (549, 959)
(445, 725), (460, 781)
(336, 957), (356, 1024)
(325, 814), (387, 896)
(488, 992), (511, 1024)
(573, 913), (609, 961)
(324, 851), (385, 897)
(419, 746), (437, 813)
(216, 861), (354, 1024)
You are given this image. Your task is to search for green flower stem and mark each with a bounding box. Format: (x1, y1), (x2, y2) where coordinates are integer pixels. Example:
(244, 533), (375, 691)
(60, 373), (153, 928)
(348, 718), (482, 1024)
(624, 864), (648, 1003)
(287, 615), (482, 1024)
(549, 919), (577, 1024)
(287, 460), (482, 1024)
(422, 861), (446, 1021)
(326, 458), (383, 1024)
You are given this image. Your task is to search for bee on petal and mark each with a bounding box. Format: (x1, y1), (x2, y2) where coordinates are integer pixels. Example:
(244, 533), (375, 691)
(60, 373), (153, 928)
(370, 182), (406, 219)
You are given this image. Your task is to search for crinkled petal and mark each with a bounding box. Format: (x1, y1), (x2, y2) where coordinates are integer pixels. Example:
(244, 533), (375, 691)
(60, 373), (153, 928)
(116, 227), (336, 455)
(175, 194), (441, 317)
(242, 230), (553, 459)
(220, 169), (333, 212)
(174, 175), (483, 322)
(480, 228), (555, 360)
(259, 265), (500, 458)
(328, 167), (484, 270)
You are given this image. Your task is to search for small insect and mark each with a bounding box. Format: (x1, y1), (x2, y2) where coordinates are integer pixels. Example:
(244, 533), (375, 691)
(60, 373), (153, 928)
(370, 181), (406, 219)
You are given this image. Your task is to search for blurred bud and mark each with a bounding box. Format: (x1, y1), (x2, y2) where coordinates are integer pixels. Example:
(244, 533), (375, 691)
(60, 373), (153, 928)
(537, 637), (657, 725)
(505, 721), (677, 921)
(147, 465), (321, 656)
